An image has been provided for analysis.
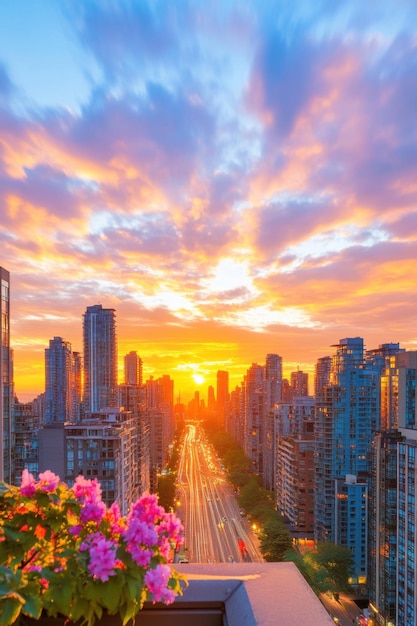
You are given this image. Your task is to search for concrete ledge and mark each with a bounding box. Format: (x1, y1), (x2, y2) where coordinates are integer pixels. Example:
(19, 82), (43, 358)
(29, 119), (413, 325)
(169, 562), (334, 625)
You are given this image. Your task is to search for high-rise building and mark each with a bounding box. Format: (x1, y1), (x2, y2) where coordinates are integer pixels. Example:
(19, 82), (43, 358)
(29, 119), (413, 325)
(83, 305), (117, 414)
(274, 396), (315, 535)
(124, 351), (143, 386)
(0, 267), (12, 483)
(290, 370), (308, 397)
(368, 350), (416, 626)
(265, 354), (282, 408)
(64, 408), (138, 514)
(314, 356), (331, 399)
(380, 351), (417, 431)
(216, 370), (229, 426)
(244, 363), (265, 476)
(314, 338), (380, 583)
(207, 386), (216, 412)
(263, 354), (282, 490)
(45, 337), (76, 423)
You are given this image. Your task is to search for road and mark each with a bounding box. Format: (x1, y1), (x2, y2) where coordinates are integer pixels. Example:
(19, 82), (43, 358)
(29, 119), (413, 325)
(175, 422), (263, 564)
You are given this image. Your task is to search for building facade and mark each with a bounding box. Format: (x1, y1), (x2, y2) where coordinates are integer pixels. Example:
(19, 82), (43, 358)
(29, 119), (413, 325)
(83, 304), (117, 414)
(314, 338), (380, 582)
(124, 351), (143, 386)
(0, 267), (13, 483)
(45, 336), (77, 423)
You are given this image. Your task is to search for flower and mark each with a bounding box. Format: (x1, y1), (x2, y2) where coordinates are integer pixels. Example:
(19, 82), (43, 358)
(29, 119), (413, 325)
(0, 471), (186, 626)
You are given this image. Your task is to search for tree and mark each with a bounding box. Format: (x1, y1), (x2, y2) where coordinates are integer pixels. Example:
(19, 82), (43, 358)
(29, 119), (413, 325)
(157, 473), (176, 510)
(238, 476), (263, 513)
(287, 542), (353, 594)
(259, 516), (292, 561)
(311, 542), (353, 591)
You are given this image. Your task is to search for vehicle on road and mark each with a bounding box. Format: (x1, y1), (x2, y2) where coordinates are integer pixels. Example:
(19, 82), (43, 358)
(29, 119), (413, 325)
(237, 538), (248, 559)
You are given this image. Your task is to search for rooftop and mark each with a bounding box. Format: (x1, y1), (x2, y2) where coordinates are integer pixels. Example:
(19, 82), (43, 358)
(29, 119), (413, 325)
(141, 562), (334, 625)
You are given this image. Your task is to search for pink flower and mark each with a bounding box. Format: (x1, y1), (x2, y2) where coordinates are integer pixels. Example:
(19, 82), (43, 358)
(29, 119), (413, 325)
(123, 518), (158, 548)
(129, 493), (165, 525)
(72, 475), (102, 504)
(145, 564), (174, 603)
(80, 501), (106, 524)
(157, 512), (184, 542)
(107, 502), (125, 534)
(87, 535), (118, 582)
(38, 470), (60, 492)
(20, 469), (36, 497)
(79, 532), (118, 582)
(128, 546), (153, 568)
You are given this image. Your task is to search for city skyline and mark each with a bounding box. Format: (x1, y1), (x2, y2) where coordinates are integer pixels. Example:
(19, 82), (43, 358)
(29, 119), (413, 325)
(1, 1), (417, 402)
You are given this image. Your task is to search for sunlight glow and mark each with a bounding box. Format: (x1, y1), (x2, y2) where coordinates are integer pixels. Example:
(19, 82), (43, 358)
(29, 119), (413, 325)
(192, 373), (205, 385)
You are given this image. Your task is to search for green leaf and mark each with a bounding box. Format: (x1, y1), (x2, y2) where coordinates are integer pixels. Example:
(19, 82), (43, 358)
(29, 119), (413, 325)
(0, 597), (24, 626)
(100, 578), (124, 612)
(21, 593), (43, 619)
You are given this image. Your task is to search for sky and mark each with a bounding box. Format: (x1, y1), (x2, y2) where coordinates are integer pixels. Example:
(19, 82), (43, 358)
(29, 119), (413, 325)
(1, 0), (417, 403)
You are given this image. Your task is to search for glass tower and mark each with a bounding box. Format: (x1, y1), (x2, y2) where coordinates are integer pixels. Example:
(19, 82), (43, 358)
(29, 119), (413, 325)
(45, 336), (74, 423)
(83, 305), (117, 414)
(314, 338), (380, 582)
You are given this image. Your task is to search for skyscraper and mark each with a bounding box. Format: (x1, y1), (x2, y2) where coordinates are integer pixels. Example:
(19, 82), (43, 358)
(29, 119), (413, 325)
(45, 337), (75, 423)
(83, 305), (117, 414)
(368, 350), (417, 626)
(264, 354), (282, 489)
(124, 351), (143, 386)
(265, 353), (282, 408)
(0, 267), (12, 483)
(216, 370), (229, 427)
(244, 363), (265, 475)
(314, 338), (380, 583)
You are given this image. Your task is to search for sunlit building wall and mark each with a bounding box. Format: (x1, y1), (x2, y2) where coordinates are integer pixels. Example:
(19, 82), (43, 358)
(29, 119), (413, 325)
(244, 363), (265, 476)
(124, 351), (143, 386)
(0, 267), (13, 483)
(64, 408), (138, 515)
(45, 336), (75, 423)
(263, 354), (282, 490)
(145, 375), (175, 490)
(119, 383), (150, 494)
(290, 370), (308, 397)
(380, 351), (417, 431)
(314, 356), (331, 400)
(83, 304), (117, 414)
(276, 434), (315, 535)
(274, 396), (315, 527)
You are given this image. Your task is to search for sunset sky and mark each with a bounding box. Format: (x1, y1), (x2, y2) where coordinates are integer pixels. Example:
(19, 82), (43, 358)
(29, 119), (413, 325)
(1, 1), (417, 403)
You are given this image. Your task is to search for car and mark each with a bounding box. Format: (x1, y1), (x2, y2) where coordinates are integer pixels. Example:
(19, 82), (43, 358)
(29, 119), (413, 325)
(178, 558), (189, 564)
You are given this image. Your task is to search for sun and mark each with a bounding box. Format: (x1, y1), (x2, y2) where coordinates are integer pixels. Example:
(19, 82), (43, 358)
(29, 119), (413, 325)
(192, 373), (205, 385)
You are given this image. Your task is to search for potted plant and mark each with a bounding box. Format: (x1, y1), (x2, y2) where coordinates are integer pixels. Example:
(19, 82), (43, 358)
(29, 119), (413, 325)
(0, 470), (186, 625)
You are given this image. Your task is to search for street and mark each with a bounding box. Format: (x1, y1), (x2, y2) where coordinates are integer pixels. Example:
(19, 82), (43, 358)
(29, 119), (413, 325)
(175, 422), (263, 564)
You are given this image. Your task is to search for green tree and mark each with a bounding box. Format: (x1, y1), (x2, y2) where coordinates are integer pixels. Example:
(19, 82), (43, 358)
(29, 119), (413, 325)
(157, 473), (176, 510)
(259, 516), (292, 561)
(311, 542), (353, 592)
(238, 476), (263, 513)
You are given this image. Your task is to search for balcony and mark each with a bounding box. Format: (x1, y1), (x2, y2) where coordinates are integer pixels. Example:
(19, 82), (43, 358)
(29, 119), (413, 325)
(140, 562), (334, 625)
